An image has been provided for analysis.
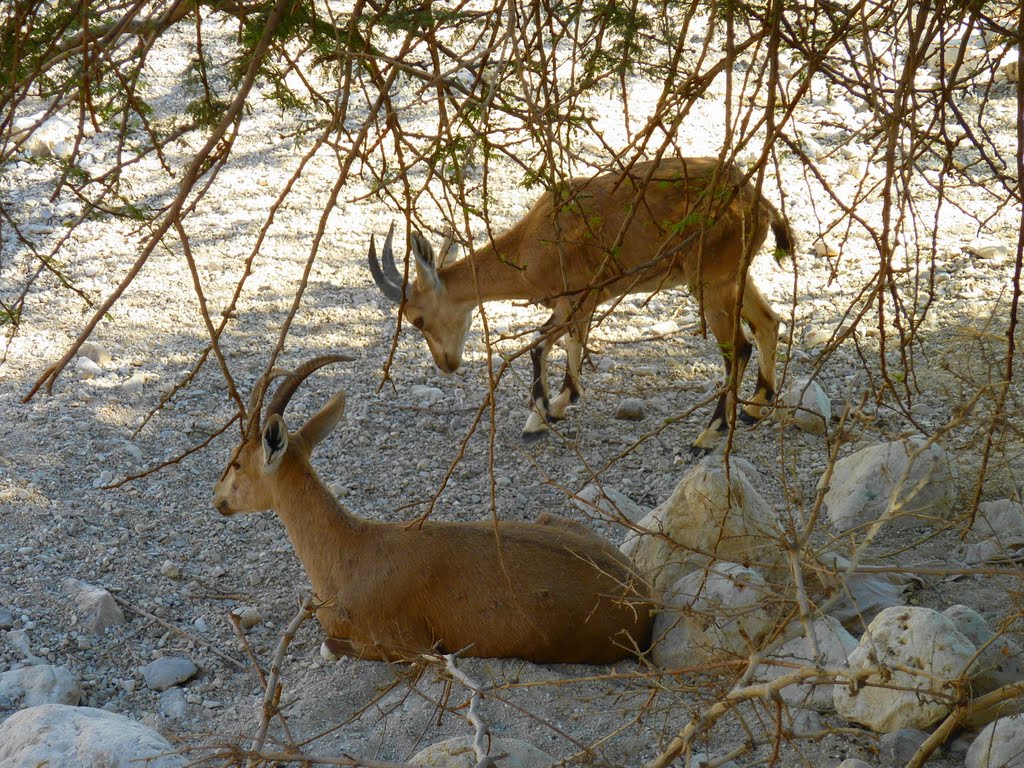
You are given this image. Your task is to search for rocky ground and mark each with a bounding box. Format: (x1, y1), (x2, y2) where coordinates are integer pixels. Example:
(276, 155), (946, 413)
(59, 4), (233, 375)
(1, 13), (1023, 768)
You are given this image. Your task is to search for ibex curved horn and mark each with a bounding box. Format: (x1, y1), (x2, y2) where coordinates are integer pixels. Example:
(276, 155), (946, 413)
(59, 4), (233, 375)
(245, 367), (293, 439)
(368, 223), (403, 303)
(264, 354), (355, 423)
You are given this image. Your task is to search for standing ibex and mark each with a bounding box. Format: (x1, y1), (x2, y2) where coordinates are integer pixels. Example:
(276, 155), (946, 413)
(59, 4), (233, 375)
(369, 156), (792, 454)
(213, 356), (653, 663)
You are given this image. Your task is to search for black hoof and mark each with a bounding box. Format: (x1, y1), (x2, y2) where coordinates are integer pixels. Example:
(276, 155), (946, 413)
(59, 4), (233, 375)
(738, 410), (761, 425)
(521, 429), (549, 443)
(689, 444), (711, 458)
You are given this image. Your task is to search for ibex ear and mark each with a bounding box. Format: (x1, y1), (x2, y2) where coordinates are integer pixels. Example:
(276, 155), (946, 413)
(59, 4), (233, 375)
(262, 415), (289, 469)
(298, 390), (346, 451)
(436, 227), (457, 270)
(410, 231), (443, 293)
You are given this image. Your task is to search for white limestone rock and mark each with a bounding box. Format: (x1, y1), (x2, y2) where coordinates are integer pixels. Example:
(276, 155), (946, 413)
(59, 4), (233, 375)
(834, 606), (976, 732)
(756, 616), (858, 711)
(814, 551), (918, 630)
(0, 704), (184, 767)
(571, 483), (649, 524)
(964, 237), (1009, 261)
(13, 112), (77, 158)
(61, 578), (125, 633)
(0, 665), (82, 709)
(622, 456), (781, 591)
(77, 341), (112, 366)
(652, 563), (776, 668)
(778, 376), (831, 435)
(943, 604), (1024, 694)
(822, 438), (957, 532)
(75, 356), (103, 380)
(139, 657), (199, 692)
(964, 500), (1024, 564)
(409, 736), (554, 767)
(967, 714), (1024, 768)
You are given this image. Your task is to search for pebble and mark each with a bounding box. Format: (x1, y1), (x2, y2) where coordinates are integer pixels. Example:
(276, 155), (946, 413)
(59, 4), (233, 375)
(964, 237), (1008, 260)
(78, 341), (112, 365)
(615, 398), (645, 421)
(803, 327), (833, 348)
(159, 687), (188, 720)
(814, 239), (839, 257)
(410, 384), (444, 401)
(231, 606), (262, 629)
(0, 607), (13, 630)
(160, 560), (182, 580)
(6, 629), (35, 659)
(193, 617), (209, 633)
(122, 372), (148, 393)
(139, 657), (199, 692)
(650, 320), (679, 336)
(75, 357), (103, 380)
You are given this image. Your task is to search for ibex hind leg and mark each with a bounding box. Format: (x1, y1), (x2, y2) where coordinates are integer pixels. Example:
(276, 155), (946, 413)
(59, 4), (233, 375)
(547, 329), (584, 421)
(689, 295), (753, 456)
(737, 278), (780, 424)
(522, 324), (556, 441)
(523, 309), (578, 441)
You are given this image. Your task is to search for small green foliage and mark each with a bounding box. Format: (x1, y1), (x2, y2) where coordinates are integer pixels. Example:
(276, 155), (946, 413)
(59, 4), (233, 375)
(667, 211), (713, 236)
(0, 304), (21, 327)
(186, 98), (229, 129)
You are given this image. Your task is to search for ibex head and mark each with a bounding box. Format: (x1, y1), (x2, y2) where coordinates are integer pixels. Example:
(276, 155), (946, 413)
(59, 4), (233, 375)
(213, 355), (353, 517)
(368, 224), (473, 374)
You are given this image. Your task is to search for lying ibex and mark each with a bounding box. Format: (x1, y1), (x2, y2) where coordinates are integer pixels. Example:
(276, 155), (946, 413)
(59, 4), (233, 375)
(369, 156), (792, 453)
(213, 356), (653, 663)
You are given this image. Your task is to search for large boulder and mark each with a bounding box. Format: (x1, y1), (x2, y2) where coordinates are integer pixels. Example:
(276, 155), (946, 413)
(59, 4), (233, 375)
(0, 703), (184, 767)
(409, 736), (554, 767)
(943, 604), (1024, 694)
(834, 606), (975, 732)
(822, 438), (957, 532)
(967, 714), (1024, 768)
(622, 456), (781, 591)
(0, 665), (82, 709)
(755, 616), (858, 712)
(652, 563), (777, 668)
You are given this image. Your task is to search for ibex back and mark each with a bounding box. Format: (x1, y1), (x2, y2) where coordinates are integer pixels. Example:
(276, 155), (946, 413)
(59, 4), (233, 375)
(213, 356), (653, 663)
(369, 156), (792, 453)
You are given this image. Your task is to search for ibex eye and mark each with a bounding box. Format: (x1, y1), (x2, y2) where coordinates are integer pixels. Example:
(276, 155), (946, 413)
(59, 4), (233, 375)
(412, 318), (424, 329)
